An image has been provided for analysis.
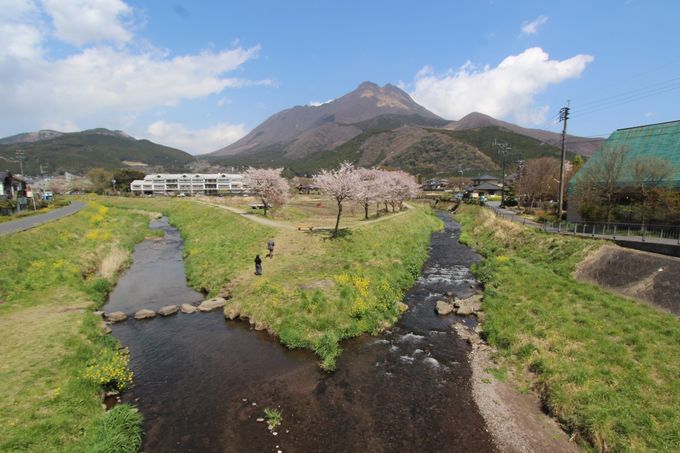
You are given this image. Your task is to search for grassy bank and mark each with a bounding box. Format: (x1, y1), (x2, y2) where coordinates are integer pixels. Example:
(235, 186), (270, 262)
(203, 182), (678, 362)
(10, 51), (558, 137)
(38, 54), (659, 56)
(0, 201), (151, 452)
(94, 196), (275, 295)
(225, 203), (441, 369)
(456, 206), (680, 452)
(97, 196), (441, 369)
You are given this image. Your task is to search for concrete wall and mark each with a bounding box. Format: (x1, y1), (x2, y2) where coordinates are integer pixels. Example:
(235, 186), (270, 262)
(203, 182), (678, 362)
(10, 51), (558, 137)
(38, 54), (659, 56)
(574, 245), (680, 316)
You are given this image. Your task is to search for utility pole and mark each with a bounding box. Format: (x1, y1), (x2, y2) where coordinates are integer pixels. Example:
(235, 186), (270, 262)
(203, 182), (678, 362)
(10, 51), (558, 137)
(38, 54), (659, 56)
(493, 140), (510, 207)
(15, 149), (25, 175)
(557, 104), (570, 220)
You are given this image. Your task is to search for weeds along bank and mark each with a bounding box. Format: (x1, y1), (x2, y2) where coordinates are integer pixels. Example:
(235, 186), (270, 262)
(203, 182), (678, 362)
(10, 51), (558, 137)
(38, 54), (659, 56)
(96, 196), (441, 369)
(0, 201), (152, 452)
(456, 205), (680, 452)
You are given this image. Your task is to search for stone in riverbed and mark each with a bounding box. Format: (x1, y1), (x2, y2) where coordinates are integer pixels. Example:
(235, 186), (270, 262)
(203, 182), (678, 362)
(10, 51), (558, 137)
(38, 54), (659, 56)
(456, 305), (474, 316)
(134, 309), (156, 320)
(93, 310), (105, 318)
(254, 322), (266, 331)
(106, 311), (127, 323)
(198, 297), (226, 312)
(435, 300), (454, 315)
(397, 302), (409, 313)
(102, 325), (112, 334)
(157, 305), (179, 316)
(455, 294), (483, 316)
(180, 304), (197, 314)
(224, 306), (240, 320)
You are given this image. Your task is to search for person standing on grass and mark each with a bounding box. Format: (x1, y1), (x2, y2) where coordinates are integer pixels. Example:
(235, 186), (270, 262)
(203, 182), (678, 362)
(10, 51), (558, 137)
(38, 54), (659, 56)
(254, 255), (263, 275)
(266, 238), (275, 258)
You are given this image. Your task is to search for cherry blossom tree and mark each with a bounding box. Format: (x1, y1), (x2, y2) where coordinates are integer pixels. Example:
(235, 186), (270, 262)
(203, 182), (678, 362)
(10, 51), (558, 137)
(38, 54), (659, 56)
(381, 170), (420, 211)
(242, 167), (290, 216)
(354, 168), (382, 219)
(314, 162), (360, 237)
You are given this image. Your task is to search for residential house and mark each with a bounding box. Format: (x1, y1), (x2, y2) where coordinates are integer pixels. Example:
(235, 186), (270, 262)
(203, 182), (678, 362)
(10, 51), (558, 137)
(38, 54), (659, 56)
(422, 179), (450, 191)
(0, 171), (28, 215)
(465, 174), (504, 196)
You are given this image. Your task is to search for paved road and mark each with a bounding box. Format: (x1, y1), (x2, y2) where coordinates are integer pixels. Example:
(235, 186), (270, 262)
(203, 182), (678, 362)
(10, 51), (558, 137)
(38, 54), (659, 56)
(0, 201), (86, 236)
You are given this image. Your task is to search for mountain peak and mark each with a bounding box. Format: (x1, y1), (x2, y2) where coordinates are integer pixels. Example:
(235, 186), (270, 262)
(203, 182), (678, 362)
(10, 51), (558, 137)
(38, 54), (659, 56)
(357, 81), (380, 90)
(209, 81), (443, 157)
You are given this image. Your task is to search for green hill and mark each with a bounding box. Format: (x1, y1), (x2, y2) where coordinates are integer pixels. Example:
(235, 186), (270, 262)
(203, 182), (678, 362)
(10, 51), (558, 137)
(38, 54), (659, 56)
(0, 129), (195, 175)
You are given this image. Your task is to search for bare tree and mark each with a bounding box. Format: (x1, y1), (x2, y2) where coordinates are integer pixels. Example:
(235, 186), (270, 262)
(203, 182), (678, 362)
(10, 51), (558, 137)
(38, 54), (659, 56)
(573, 145), (627, 223)
(314, 162), (360, 237)
(515, 157), (561, 208)
(242, 168), (290, 216)
(629, 156), (674, 227)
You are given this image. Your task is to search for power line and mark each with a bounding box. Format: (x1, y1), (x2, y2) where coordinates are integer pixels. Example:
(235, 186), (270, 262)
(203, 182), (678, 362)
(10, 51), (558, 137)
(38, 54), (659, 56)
(572, 81), (680, 118)
(575, 75), (680, 110)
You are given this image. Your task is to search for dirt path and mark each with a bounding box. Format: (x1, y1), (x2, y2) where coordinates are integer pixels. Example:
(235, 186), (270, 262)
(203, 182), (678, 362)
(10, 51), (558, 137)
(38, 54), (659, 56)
(193, 199), (297, 230)
(192, 198), (412, 232)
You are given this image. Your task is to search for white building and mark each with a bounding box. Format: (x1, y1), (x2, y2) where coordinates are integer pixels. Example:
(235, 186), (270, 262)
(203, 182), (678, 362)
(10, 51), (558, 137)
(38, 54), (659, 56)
(131, 173), (245, 196)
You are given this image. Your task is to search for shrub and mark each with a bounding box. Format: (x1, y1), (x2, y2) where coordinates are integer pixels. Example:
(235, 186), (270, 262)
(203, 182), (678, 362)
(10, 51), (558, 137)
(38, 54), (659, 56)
(84, 349), (133, 392)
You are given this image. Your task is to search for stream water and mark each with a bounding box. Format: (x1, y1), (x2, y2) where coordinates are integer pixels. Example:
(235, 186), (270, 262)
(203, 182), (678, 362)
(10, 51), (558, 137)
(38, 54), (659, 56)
(105, 213), (497, 452)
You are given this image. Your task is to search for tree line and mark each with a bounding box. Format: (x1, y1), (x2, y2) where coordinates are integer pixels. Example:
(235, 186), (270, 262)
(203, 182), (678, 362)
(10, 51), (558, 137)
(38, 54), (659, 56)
(571, 146), (678, 226)
(244, 162), (420, 237)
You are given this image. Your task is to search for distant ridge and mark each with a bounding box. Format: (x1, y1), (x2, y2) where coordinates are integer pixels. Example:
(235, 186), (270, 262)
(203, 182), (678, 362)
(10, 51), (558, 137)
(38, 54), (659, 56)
(0, 128), (194, 174)
(446, 112), (604, 156)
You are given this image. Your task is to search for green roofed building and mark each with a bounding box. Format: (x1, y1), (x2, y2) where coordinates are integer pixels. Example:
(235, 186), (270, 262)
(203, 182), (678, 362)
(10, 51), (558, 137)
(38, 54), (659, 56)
(568, 120), (680, 222)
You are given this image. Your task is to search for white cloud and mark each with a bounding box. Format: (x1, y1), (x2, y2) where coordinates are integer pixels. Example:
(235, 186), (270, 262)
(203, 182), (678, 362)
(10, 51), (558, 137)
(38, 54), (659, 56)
(42, 119), (79, 132)
(0, 22), (43, 59)
(0, 0), (263, 150)
(521, 15), (548, 36)
(308, 99), (334, 107)
(146, 120), (247, 154)
(1, 45), (260, 121)
(410, 47), (594, 125)
(43, 0), (133, 46)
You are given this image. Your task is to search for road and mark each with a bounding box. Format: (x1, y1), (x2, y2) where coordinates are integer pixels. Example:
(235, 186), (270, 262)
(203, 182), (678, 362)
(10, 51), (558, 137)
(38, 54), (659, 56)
(0, 201), (86, 236)
(486, 201), (680, 248)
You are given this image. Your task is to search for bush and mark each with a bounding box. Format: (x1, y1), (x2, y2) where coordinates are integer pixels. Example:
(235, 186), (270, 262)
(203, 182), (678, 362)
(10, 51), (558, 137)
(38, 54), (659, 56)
(84, 348), (133, 392)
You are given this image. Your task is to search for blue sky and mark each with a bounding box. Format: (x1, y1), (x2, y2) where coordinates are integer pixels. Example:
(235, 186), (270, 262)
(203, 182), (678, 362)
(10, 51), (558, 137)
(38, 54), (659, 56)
(2, 0), (679, 154)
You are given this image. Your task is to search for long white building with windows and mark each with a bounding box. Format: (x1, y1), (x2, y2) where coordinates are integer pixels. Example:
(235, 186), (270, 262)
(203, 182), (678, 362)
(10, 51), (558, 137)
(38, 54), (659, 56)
(130, 173), (245, 196)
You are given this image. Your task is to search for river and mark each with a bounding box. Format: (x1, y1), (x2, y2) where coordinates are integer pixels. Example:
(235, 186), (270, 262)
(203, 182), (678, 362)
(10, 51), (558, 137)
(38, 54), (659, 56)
(105, 213), (496, 452)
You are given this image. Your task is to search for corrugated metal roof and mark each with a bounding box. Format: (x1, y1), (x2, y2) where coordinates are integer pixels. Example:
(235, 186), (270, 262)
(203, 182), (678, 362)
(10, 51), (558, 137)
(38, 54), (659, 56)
(573, 120), (680, 188)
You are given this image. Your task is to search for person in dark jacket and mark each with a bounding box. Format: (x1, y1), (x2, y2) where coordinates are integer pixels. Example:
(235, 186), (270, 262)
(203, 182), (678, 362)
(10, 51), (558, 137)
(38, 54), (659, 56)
(254, 255), (262, 275)
(266, 238), (275, 258)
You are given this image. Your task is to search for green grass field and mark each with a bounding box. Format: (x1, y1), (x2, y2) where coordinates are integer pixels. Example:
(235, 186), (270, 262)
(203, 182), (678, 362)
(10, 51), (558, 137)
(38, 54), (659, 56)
(0, 201), (152, 452)
(456, 205), (680, 452)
